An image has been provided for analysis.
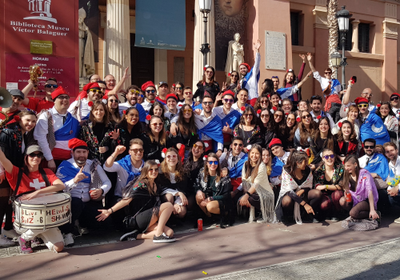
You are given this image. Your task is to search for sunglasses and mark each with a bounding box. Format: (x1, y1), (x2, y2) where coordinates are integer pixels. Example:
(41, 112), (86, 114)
(302, 114), (311, 119)
(45, 84), (58, 89)
(109, 99), (118, 103)
(233, 143), (243, 147)
(391, 96), (399, 101)
(146, 90), (156, 94)
(28, 153), (43, 158)
(261, 114), (269, 118)
(324, 72), (332, 75)
(244, 114), (253, 117)
(274, 114), (283, 118)
(358, 104), (368, 108)
(130, 148), (144, 153)
(183, 109), (192, 113)
(89, 89), (103, 94)
(151, 123), (163, 127)
(323, 154), (335, 160)
(364, 145), (375, 149)
(175, 87), (183, 90)
(203, 102), (213, 105)
(57, 95), (70, 100)
(208, 161), (219, 165)
(167, 154), (177, 159)
(193, 143), (204, 149)
(149, 168), (159, 172)
(223, 99), (234, 103)
(184, 91), (192, 95)
(261, 100), (269, 104)
(231, 74), (238, 78)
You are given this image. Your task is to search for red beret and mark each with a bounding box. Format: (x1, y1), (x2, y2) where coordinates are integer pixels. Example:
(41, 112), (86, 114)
(240, 63), (251, 72)
(68, 138), (88, 151)
(83, 82), (100, 91)
(141, 81), (155, 92)
(222, 90), (235, 98)
(354, 97), (369, 105)
(391, 93), (400, 98)
(51, 86), (68, 100)
(166, 93), (178, 101)
(269, 138), (283, 149)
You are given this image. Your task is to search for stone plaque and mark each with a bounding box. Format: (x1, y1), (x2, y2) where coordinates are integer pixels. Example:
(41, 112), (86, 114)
(265, 31), (286, 70)
(30, 40), (53, 55)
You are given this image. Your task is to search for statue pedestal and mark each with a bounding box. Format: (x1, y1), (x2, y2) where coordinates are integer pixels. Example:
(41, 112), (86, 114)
(79, 77), (89, 91)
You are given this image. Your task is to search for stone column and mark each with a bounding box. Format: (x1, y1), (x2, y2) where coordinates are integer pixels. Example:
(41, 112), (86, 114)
(192, 0), (215, 90)
(154, 49), (168, 86)
(351, 20), (360, 52)
(105, 0), (131, 87)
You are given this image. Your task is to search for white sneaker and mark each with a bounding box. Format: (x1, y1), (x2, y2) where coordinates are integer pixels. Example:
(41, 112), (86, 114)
(256, 218), (266, 224)
(394, 217), (400, 224)
(0, 236), (16, 247)
(2, 228), (19, 239)
(63, 233), (74, 247)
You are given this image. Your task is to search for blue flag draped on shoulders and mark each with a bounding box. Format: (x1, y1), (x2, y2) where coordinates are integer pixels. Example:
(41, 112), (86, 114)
(277, 86), (298, 100)
(360, 108), (390, 145)
(271, 156), (285, 178)
(117, 155), (143, 184)
(229, 154), (248, 178)
(56, 160), (91, 184)
(197, 115), (224, 151)
(222, 110), (241, 129)
(54, 113), (80, 141)
(364, 153), (389, 181)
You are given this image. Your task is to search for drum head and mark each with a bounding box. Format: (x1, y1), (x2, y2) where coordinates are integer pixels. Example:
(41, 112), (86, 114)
(19, 193), (69, 205)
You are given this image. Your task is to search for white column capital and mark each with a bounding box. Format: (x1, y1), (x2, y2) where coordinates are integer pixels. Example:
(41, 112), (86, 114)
(383, 18), (400, 40)
(313, 6), (328, 30)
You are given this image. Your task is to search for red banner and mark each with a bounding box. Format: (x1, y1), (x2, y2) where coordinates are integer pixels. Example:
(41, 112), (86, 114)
(0, 0), (79, 96)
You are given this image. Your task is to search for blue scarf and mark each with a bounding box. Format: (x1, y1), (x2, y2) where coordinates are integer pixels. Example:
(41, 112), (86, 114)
(229, 154), (248, 178)
(197, 115), (224, 151)
(360, 108), (390, 145)
(221, 110), (241, 129)
(56, 160), (91, 184)
(117, 155), (143, 184)
(364, 153), (389, 181)
(271, 156), (285, 178)
(54, 113), (80, 141)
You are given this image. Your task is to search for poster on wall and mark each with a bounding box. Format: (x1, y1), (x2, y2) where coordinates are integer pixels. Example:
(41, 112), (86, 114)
(0, 0), (79, 96)
(214, 0), (248, 72)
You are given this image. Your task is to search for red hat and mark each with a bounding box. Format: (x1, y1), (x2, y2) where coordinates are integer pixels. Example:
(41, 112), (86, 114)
(240, 63), (250, 72)
(222, 90), (235, 98)
(83, 82), (100, 91)
(391, 92), (400, 98)
(51, 86), (68, 100)
(269, 138), (283, 149)
(166, 93), (178, 101)
(354, 97), (369, 105)
(68, 138), (88, 151)
(141, 81), (155, 92)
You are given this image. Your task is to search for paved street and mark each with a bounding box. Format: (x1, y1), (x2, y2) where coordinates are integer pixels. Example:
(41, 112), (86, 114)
(1, 216), (400, 279)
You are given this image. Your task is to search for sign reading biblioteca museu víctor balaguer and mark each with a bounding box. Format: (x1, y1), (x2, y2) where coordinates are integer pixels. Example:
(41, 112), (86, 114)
(0, 0), (79, 97)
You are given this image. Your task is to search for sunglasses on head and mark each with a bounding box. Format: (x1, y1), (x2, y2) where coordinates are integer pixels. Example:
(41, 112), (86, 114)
(358, 104), (368, 108)
(323, 154), (335, 160)
(208, 161), (218, 165)
(45, 84), (58, 89)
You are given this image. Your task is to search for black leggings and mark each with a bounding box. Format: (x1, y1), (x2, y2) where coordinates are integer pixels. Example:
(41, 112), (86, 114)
(350, 201), (370, 219)
(0, 196), (13, 231)
(281, 189), (322, 217)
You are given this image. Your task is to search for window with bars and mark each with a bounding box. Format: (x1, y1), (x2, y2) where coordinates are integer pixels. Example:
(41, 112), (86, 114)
(358, 23), (370, 53)
(290, 11), (302, 46)
(337, 27), (353, 51)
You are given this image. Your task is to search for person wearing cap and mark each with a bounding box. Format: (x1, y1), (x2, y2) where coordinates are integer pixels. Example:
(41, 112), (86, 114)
(56, 138), (111, 246)
(0, 88), (25, 126)
(269, 138), (290, 186)
(193, 66), (220, 103)
(119, 85), (147, 123)
(164, 93), (179, 121)
(0, 110), (38, 246)
(34, 86), (80, 172)
(0, 144), (66, 253)
(68, 82), (104, 121)
(214, 90), (242, 148)
(141, 81), (157, 112)
(390, 92), (400, 117)
(157, 81), (169, 105)
(240, 39), (262, 106)
(21, 77), (56, 112)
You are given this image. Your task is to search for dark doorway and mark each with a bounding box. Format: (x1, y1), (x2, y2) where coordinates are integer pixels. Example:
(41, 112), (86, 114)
(130, 33), (154, 86)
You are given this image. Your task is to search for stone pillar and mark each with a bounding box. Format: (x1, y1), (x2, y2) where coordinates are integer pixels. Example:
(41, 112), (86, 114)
(351, 20), (360, 52)
(192, 0), (215, 90)
(154, 49), (168, 86)
(105, 0), (131, 87)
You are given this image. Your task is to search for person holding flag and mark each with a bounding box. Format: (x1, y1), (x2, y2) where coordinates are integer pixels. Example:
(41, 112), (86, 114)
(240, 39), (261, 106)
(276, 71), (313, 100)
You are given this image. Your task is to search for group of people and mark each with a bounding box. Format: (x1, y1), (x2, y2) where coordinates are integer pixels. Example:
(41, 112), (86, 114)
(1, 44), (400, 254)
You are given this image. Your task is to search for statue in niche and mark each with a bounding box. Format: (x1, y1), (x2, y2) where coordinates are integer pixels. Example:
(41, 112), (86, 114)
(225, 33), (244, 75)
(78, 8), (95, 78)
